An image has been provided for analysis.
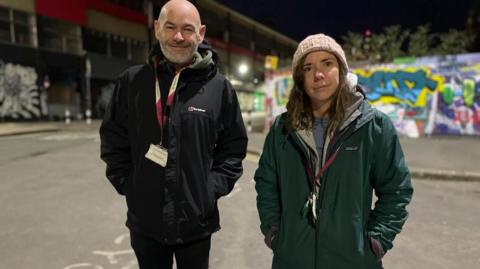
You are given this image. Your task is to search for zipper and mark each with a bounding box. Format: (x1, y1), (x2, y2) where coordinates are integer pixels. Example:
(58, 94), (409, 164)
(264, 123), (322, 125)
(317, 129), (333, 214)
(317, 143), (342, 214)
(170, 83), (181, 183)
(315, 218), (319, 269)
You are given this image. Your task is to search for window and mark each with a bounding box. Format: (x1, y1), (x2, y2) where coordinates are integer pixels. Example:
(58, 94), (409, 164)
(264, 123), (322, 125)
(38, 16), (81, 54)
(39, 28), (62, 51)
(111, 35), (127, 58)
(131, 39), (146, 63)
(83, 29), (108, 54)
(13, 10), (28, 24)
(0, 7), (33, 45)
(0, 20), (10, 42)
(83, 27), (146, 62)
(15, 24), (30, 45)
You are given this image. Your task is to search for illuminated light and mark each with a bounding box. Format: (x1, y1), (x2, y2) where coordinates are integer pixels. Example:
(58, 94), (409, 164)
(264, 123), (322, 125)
(238, 64), (249, 75)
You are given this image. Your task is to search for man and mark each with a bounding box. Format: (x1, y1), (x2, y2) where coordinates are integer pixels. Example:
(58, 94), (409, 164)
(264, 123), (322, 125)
(99, 0), (247, 268)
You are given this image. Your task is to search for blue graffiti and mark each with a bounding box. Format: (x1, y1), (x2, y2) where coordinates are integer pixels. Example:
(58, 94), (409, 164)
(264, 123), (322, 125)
(357, 70), (438, 105)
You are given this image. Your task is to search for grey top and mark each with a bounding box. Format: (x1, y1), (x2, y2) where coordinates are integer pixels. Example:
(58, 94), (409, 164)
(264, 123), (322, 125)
(313, 117), (330, 164)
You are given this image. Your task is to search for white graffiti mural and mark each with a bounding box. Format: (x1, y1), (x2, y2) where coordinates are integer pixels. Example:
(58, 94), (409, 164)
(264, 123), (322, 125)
(0, 60), (40, 119)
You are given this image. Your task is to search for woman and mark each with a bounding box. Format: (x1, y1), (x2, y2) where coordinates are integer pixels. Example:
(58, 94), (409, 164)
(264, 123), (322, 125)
(255, 33), (413, 269)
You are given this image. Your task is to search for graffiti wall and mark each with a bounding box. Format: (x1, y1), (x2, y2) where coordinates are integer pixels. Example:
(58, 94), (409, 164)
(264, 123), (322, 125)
(260, 53), (480, 137)
(354, 53), (480, 137)
(0, 60), (41, 120)
(262, 70), (293, 124)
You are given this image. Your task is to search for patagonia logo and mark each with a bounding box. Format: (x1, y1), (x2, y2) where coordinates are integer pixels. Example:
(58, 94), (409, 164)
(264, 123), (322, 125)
(187, 106), (206, 113)
(345, 145), (359, 151)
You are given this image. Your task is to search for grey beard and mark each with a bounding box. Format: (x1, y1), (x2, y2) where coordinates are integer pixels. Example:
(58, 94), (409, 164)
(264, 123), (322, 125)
(159, 41), (199, 64)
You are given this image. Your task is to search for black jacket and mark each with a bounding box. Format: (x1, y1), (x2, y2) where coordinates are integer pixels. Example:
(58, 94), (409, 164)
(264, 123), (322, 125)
(100, 42), (248, 245)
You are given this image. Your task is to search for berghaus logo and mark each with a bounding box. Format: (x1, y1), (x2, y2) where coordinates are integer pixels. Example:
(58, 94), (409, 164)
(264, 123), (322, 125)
(188, 106), (206, 113)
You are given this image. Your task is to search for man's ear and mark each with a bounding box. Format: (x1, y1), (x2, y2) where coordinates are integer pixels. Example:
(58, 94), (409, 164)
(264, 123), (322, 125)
(154, 20), (161, 40)
(198, 25), (206, 42)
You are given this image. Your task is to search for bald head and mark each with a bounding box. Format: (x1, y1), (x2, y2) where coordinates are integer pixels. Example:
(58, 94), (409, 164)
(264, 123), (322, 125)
(159, 0), (202, 27)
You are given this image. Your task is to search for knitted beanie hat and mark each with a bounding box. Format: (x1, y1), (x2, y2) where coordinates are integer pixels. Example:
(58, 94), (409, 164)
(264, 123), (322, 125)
(292, 33), (348, 72)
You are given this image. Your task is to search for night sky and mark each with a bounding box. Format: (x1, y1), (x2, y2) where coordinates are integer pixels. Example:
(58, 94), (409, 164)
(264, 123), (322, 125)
(216, 0), (478, 42)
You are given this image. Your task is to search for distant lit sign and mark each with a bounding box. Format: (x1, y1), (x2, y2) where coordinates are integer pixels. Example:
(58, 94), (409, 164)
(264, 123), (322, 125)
(265, 55), (279, 70)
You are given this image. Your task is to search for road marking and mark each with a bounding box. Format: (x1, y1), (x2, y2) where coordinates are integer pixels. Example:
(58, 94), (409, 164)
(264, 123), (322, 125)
(64, 263), (103, 269)
(63, 233), (137, 269)
(120, 259), (138, 269)
(114, 233), (130, 245)
(41, 134), (99, 141)
(92, 250), (135, 264)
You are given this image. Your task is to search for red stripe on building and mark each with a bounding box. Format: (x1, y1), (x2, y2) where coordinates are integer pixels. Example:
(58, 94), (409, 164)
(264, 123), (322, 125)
(86, 0), (147, 25)
(35, 0), (147, 25)
(206, 37), (265, 61)
(35, 0), (87, 25)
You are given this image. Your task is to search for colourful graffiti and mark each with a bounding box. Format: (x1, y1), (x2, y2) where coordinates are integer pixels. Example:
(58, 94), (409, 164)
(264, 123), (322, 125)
(273, 75), (293, 106)
(262, 70), (293, 121)
(0, 60), (40, 119)
(354, 53), (480, 137)
(355, 68), (444, 107)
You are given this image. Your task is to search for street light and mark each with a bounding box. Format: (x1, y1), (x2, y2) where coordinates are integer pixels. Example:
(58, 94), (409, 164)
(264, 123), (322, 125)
(238, 63), (249, 75)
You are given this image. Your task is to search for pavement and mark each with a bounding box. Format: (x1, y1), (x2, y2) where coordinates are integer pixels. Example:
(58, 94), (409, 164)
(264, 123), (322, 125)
(247, 131), (480, 181)
(0, 120), (102, 136)
(1, 120), (480, 181)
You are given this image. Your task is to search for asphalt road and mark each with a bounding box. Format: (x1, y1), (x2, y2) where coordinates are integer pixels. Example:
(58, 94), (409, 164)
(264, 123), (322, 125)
(0, 130), (479, 269)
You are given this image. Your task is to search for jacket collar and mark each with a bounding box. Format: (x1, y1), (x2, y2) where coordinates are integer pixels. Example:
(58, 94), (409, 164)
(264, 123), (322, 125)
(285, 86), (375, 167)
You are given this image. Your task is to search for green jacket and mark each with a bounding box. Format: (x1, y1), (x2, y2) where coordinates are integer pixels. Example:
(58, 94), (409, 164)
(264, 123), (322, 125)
(255, 95), (413, 269)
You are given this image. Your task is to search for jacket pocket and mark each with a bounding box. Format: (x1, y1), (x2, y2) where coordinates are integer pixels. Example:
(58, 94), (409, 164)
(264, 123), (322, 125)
(180, 169), (215, 220)
(206, 173), (217, 210)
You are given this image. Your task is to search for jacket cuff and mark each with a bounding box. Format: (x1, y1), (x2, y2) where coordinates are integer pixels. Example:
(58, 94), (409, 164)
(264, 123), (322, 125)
(264, 225), (278, 249)
(368, 235), (385, 261)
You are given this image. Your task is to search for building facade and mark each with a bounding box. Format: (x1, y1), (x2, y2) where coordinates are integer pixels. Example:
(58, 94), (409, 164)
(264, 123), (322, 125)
(0, 0), (297, 121)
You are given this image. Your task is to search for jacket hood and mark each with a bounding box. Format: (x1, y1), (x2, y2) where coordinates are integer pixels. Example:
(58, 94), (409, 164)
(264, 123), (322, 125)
(339, 81), (365, 131)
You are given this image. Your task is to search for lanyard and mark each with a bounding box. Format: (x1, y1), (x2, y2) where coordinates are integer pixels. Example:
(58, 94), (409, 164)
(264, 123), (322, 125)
(306, 146), (340, 186)
(155, 68), (183, 145)
(303, 146), (340, 222)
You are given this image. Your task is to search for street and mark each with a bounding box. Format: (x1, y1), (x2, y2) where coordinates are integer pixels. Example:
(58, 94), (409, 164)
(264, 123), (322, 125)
(1, 129), (479, 269)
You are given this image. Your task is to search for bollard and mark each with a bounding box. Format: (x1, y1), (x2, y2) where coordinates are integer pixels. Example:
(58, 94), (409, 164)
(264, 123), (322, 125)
(85, 109), (92, 125)
(65, 108), (71, 124)
(247, 109), (252, 133)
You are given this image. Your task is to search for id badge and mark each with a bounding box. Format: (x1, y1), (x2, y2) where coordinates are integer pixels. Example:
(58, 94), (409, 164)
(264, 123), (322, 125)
(145, 144), (168, 167)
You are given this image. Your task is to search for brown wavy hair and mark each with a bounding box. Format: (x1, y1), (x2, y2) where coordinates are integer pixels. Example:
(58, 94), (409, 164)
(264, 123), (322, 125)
(286, 54), (351, 134)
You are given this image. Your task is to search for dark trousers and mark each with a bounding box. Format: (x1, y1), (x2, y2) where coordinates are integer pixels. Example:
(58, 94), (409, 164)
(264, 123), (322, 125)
(130, 231), (211, 269)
